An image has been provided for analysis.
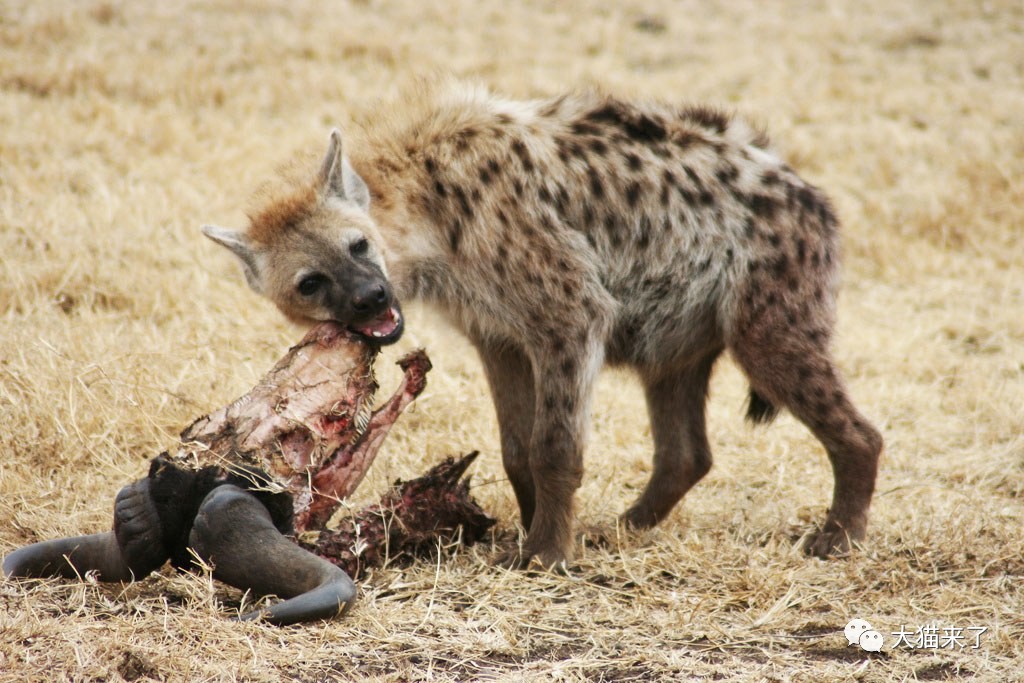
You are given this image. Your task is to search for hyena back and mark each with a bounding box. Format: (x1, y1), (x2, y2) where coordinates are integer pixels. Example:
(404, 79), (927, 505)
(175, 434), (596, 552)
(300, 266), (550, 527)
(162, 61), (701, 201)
(203, 81), (882, 568)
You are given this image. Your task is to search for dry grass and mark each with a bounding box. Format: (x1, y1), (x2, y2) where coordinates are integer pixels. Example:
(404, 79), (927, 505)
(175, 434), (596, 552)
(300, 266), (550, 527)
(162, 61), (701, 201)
(2, 0), (1023, 681)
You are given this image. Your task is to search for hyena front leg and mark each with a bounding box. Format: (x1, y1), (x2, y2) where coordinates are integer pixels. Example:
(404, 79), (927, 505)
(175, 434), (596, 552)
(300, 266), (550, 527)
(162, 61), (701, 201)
(476, 340), (537, 528)
(623, 352), (721, 529)
(518, 335), (604, 569)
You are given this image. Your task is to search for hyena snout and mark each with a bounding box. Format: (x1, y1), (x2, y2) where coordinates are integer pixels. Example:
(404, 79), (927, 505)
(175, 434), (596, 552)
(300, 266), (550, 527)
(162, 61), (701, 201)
(342, 278), (404, 344)
(351, 281), (389, 317)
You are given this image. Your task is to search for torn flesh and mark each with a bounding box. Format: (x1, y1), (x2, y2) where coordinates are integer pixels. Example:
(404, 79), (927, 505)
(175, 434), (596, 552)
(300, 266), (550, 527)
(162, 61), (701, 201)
(173, 322), (431, 532)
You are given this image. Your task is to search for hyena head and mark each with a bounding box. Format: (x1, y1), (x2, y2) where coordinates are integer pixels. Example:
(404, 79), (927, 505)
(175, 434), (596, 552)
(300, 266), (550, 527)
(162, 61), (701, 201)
(202, 130), (404, 345)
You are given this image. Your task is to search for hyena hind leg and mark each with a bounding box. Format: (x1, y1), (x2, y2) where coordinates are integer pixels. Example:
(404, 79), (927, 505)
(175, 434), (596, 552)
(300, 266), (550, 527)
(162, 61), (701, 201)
(731, 334), (883, 557)
(622, 352), (720, 529)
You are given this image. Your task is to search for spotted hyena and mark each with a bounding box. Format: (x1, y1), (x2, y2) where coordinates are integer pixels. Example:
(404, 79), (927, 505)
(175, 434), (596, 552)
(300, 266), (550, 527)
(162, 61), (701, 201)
(202, 80), (883, 568)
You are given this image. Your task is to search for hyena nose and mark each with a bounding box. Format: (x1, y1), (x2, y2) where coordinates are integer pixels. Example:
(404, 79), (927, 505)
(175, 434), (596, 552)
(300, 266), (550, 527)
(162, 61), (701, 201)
(352, 282), (388, 315)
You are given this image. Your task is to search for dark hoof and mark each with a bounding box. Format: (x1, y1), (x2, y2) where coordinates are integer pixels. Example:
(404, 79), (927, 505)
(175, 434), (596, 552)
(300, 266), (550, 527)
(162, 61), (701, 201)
(113, 479), (169, 576)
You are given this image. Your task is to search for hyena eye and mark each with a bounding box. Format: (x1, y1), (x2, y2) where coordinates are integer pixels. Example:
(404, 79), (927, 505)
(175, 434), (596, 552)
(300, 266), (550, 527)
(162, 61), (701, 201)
(297, 273), (328, 297)
(349, 238), (369, 257)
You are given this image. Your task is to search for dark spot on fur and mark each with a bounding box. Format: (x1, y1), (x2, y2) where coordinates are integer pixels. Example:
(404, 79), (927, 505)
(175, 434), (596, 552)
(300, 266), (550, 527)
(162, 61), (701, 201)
(683, 165), (702, 189)
(670, 130), (701, 148)
(743, 217), (756, 240)
(749, 194), (779, 220)
(496, 207), (509, 226)
(511, 139), (534, 173)
(588, 137), (609, 156)
(583, 203), (596, 226)
(588, 167), (605, 198)
(796, 237), (807, 264)
(659, 182), (670, 207)
(626, 181), (642, 207)
(583, 102), (667, 143)
(512, 178), (524, 198)
(637, 216), (652, 249)
(556, 185), (570, 216)
(699, 191), (714, 205)
(796, 186), (818, 214)
(625, 152), (643, 171)
(434, 180), (447, 198)
(716, 164), (739, 185)
(424, 157), (437, 176)
(681, 105), (729, 133)
(767, 232), (782, 248)
(452, 185), (473, 218)
(449, 219), (463, 253)
(762, 170), (780, 186)
(771, 254), (788, 277)
(571, 121), (602, 137)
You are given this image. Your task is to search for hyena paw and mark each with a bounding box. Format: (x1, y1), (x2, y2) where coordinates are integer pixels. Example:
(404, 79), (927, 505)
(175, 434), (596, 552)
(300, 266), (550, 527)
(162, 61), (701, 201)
(801, 520), (866, 559)
(494, 544), (572, 574)
(113, 479), (168, 575)
(620, 505), (660, 530)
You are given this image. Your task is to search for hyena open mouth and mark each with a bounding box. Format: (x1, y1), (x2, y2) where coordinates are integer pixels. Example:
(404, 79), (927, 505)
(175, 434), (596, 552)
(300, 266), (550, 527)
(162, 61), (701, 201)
(348, 304), (404, 345)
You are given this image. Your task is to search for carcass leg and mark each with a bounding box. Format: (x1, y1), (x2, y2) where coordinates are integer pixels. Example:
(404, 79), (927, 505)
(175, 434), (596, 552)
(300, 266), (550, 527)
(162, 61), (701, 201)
(3, 478), (168, 581)
(188, 485), (356, 624)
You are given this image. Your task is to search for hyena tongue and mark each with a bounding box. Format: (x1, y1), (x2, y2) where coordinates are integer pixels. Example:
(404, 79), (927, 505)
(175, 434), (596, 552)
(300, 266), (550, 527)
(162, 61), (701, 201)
(352, 306), (401, 339)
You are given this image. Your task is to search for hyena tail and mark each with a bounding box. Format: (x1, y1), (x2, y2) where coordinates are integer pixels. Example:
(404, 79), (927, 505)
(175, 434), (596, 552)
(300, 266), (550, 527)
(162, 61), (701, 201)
(745, 389), (780, 425)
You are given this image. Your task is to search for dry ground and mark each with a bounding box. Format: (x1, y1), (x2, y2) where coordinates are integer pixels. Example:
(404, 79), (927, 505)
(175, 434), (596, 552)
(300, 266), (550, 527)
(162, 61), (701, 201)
(1, 1), (1022, 681)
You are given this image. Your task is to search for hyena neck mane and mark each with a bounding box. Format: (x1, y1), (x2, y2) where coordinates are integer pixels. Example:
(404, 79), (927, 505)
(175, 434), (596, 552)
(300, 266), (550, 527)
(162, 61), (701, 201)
(345, 82), (530, 302)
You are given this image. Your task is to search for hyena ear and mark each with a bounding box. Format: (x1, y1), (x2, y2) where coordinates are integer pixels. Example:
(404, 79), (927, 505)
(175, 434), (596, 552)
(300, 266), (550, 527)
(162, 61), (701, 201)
(319, 128), (370, 212)
(201, 225), (264, 294)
